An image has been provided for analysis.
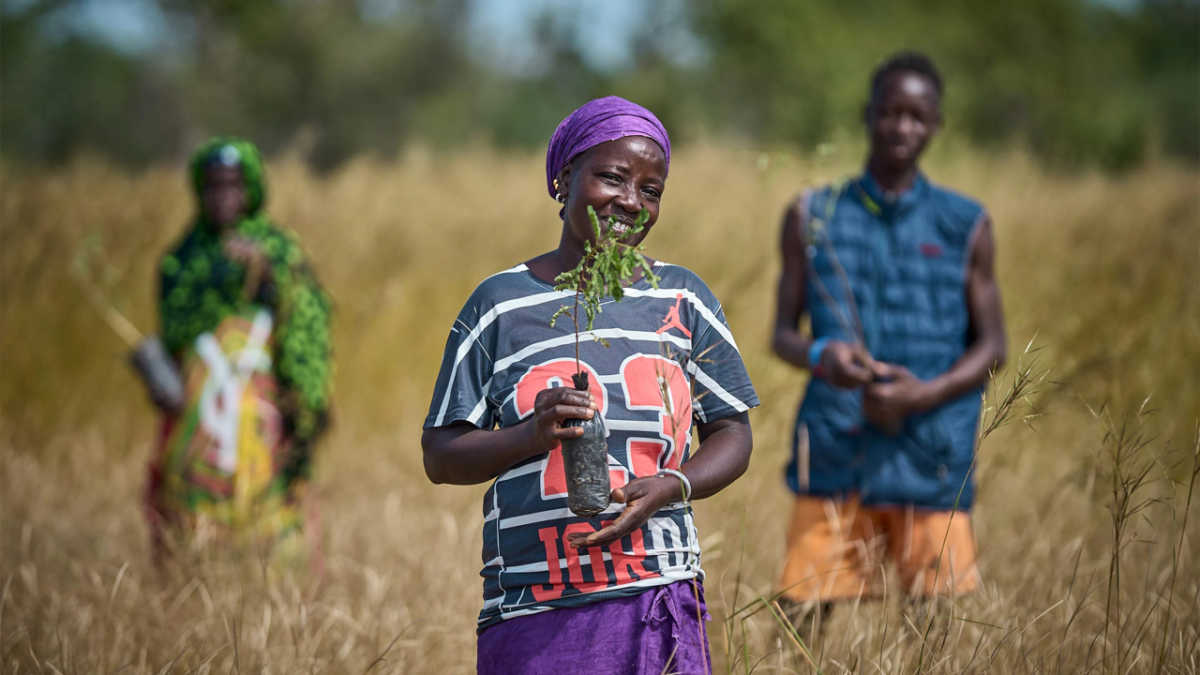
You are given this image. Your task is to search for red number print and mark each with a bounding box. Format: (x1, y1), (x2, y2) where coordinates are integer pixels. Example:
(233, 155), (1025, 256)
(512, 354), (692, 500)
(619, 354), (692, 475)
(514, 359), (606, 499)
(514, 358), (608, 418)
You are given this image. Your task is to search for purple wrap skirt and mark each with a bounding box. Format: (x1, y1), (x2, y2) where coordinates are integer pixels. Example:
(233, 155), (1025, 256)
(477, 580), (712, 675)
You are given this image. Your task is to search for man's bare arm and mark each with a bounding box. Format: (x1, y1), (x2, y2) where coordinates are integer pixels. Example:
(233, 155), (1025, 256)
(773, 202), (812, 368)
(773, 198), (875, 387)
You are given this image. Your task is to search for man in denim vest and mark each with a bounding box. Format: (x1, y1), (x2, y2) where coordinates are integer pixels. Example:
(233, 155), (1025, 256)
(771, 52), (1007, 635)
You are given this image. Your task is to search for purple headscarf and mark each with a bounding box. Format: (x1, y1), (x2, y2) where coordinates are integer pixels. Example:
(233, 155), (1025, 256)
(545, 96), (671, 201)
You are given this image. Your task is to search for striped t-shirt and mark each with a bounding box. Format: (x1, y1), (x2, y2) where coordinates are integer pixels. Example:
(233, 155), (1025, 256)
(424, 261), (759, 630)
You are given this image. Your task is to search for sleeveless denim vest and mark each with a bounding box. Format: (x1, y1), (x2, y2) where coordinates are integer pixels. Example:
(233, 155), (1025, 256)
(787, 172), (987, 509)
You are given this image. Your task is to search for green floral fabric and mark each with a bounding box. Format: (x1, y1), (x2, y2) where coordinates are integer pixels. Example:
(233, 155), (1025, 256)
(160, 137), (333, 475)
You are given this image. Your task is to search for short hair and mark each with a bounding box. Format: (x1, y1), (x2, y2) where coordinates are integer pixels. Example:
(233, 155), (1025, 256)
(870, 51), (943, 102)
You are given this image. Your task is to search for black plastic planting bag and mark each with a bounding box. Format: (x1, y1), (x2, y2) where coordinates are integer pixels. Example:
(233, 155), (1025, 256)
(561, 414), (610, 517)
(561, 374), (611, 518)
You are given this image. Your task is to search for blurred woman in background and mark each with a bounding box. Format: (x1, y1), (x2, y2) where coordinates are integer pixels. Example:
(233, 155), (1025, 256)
(143, 137), (333, 571)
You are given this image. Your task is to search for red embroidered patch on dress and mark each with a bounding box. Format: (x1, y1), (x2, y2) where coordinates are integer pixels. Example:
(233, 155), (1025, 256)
(919, 243), (943, 257)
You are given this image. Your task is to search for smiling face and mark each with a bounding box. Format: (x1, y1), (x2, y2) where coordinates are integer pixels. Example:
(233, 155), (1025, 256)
(866, 70), (942, 173)
(556, 135), (667, 249)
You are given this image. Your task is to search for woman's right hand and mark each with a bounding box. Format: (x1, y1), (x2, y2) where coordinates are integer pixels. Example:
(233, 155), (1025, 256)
(422, 386), (598, 486)
(526, 387), (598, 452)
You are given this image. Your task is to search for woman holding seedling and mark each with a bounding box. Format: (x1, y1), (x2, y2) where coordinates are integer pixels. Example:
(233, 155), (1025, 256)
(144, 137), (333, 567)
(423, 97), (758, 674)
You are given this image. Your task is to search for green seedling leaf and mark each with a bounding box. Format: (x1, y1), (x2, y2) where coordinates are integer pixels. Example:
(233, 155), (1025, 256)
(552, 205), (662, 378)
(550, 305), (572, 328)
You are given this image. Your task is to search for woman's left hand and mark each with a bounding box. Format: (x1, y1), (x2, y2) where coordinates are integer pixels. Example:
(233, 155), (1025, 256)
(565, 474), (682, 549)
(223, 235), (275, 298)
(565, 411), (753, 549)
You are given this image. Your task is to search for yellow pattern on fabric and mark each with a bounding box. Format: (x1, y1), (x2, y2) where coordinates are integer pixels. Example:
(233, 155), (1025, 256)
(157, 307), (304, 554)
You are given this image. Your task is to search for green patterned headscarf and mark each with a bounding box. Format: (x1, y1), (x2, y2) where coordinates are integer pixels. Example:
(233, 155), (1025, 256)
(189, 136), (268, 218)
(161, 137), (333, 472)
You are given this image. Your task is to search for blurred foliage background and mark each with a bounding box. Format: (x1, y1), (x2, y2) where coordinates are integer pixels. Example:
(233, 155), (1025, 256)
(2, 4), (1198, 671)
(2, 0), (1197, 171)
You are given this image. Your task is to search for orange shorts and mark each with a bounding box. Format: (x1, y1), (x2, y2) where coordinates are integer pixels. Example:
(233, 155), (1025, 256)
(778, 495), (980, 602)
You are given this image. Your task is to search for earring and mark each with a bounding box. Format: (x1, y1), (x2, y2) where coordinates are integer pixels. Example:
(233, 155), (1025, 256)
(553, 179), (560, 191)
(556, 193), (565, 203)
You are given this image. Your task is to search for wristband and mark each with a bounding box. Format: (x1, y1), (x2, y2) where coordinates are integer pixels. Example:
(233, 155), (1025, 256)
(808, 337), (831, 373)
(655, 469), (692, 504)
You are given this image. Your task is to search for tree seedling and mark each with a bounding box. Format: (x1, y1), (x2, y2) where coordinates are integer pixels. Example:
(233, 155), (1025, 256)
(550, 205), (660, 517)
(550, 205), (660, 389)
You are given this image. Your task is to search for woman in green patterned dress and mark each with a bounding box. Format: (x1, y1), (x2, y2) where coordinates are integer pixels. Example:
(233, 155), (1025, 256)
(144, 137), (333, 567)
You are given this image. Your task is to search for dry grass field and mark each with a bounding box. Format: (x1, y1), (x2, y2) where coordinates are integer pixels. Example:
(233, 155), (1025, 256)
(1, 144), (1198, 674)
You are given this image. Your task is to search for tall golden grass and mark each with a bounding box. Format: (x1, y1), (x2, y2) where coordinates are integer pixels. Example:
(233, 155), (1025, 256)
(1, 144), (1197, 674)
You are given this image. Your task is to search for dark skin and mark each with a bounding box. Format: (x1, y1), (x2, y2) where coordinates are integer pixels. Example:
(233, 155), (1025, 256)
(148, 166), (276, 415)
(201, 165), (272, 274)
(772, 70), (1007, 428)
(423, 136), (753, 549)
(154, 164), (325, 578)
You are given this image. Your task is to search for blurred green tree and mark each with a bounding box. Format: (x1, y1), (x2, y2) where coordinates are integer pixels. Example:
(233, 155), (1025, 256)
(0, 0), (1195, 169)
(693, 0), (1197, 167)
(1, 2), (182, 164)
(2, 0), (473, 169)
